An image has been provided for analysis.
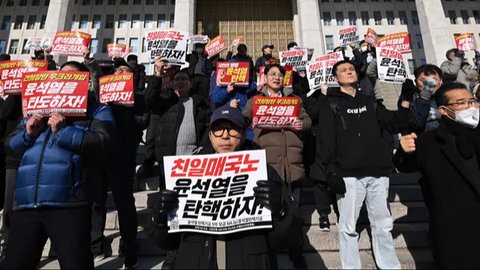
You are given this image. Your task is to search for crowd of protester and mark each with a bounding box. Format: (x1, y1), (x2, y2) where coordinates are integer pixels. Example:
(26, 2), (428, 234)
(0, 33), (479, 270)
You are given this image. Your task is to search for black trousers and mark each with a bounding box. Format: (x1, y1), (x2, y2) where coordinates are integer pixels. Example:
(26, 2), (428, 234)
(3, 206), (93, 269)
(0, 169), (17, 246)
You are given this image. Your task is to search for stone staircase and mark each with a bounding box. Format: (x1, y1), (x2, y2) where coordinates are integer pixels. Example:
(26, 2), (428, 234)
(39, 148), (434, 269)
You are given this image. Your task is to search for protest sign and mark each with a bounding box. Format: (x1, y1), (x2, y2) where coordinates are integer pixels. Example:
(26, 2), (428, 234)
(24, 37), (51, 51)
(205, 36), (228, 59)
(252, 96), (300, 129)
(376, 32), (411, 53)
(21, 71), (89, 117)
(188, 35), (210, 45)
(365, 28), (377, 45)
(0, 60), (48, 95)
(216, 61), (250, 86)
(293, 47), (315, 61)
(231, 35), (244, 48)
(160, 69), (176, 89)
(145, 29), (188, 65)
(257, 66), (293, 88)
(306, 52), (343, 90)
(164, 150), (271, 234)
(107, 44), (129, 58)
(99, 73), (134, 106)
(455, 33), (475, 51)
(376, 48), (407, 84)
(338, 26), (359, 46)
(279, 49), (308, 69)
(51, 31), (91, 56)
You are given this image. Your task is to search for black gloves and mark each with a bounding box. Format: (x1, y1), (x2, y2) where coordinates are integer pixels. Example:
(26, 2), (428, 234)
(327, 173), (346, 194)
(253, 180), (286, 219)
(153, 189), (179, 225)
(400, 79), (416, 102)
(455, 50), (465, 60)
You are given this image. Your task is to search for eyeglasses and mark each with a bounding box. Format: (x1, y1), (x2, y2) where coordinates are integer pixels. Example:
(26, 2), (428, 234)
(445, 99), (479, 109)
(267, 73), (284, 79)
(211, 126), (242, 138)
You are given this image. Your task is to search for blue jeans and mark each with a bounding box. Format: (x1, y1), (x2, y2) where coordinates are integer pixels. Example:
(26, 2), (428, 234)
(336, 176), (401, 269)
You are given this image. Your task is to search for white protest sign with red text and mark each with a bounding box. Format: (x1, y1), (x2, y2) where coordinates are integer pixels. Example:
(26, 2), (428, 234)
(51, 31), (91, 56)
(0, 60), (48, 96)
(279, 49), (308, 69)
(107, 44), (130, 58)
(306, 52), (343, 90)
(252, 96), (300, 129)
(145, 29), (188, 65)
(376, 48), (407, 84)
(24, 37), (51, 51)
(455, 34), (475, 51)
(338, 26), (359, 46)
(205, 36), (228, 59)
(365, 28), (377, 45)
(164, 150), (271, 235)
(231, 36), (244, 48)
(99, 73), (134, 106)
(21, 71), (89, 117)
(216, 61), (250, 86)
(376, 32), (411, 53)
(188, 35), (210, 45)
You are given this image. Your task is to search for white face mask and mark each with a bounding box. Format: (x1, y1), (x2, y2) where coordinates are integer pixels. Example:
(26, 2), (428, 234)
(360, 46), (368, 52)
(452, 107), (480, 129)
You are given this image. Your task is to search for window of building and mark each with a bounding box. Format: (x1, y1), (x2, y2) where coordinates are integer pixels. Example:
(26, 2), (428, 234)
(6, 0), (14, 6)
(92, 15), (101, 29)
(348, 12), (357, 25)
(407, 59), (416, 74)
(325, 35), (334, 51)
(460, 10), (469, 24)
(398, 11), (407, 25)
(415, 34), (423, 49)
(420, 59), (427, 65)
(105, 14), (114, 28)
(9, 39), (19, 54)
(321, 0), (329, 2)
(374, 11), (382, 25)
(134, 0), (141, 4)
(120, 0), (128, 4)
(0, 40), (6, 54)
(146, 0), (154, 4)
(448, 10), (457, 24)
(95, 0), (103, 4)
(131, 14), (141, 28)
(171, 0), (175, 4)
(14, 16), (24, 30)
(411, 11), (419, 25)
(386, 11), (395, 25)
(323, 12), (332, 26)
(32, 0), (40, 5)
(474, 10), (480, 24)
(157, 14), (166, 28)
(19, 0), (27, 6)
(118, 14), (128, 28)
(82, 0), (91, 4)
(45, 0), (51, 5)
(40, 15), (46, 29)
(170, 13), (174, 27)
(158, 0), (166, 4)
(102, 38), (112, 53)
(116, 38), (126, 45)
(22, 39), (29, 54)
(346, 0), (354, 2)
(79, 15), (89, 29)
(336, 12), (344, 26)
(129, 38), (139, 53)
(334, 0), (341, 2)
(27, 15), (36, 29)
(361, 11), (369, 25)
(90, 38), (98, 54)
(144, 14), (154, 28)
(1, 16), (11, 30)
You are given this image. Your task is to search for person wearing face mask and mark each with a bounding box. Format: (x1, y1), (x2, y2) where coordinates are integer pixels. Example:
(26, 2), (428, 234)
(395, 82), (480, 269)
(440, 48), (477, 90)
(187, 43), (214, 101)
(352, 40), (375, 97)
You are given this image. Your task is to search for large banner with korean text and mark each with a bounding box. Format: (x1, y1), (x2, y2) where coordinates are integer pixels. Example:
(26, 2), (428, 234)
(0, 60), (48, 96)
(145, 29), (188, 65)
(164, 150), (272, 234)
(252, 96), (300, 129)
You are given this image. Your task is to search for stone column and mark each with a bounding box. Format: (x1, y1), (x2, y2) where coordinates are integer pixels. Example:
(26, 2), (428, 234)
(416, 0), (455, 65)
(44, 0), (73, 63)
(297, 0), (325, 57)
(174, 0), (196, 36)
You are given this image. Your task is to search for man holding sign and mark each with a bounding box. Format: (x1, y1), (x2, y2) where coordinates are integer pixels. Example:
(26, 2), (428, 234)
(148, 105), (300, 269)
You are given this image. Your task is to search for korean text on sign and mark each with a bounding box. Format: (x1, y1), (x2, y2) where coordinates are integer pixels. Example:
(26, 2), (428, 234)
(205, 36), (227, 59)
(164, 150), (271, 235)
(51, 31), (91, 56)
(252, 96), (300, 129)
(365, 28), (377, 45)
(24, 37), (51, 51)
(338, 26), (359, 46)
(107, 44), (129, 58)
(99, 73), (134, 106)
(188, 35), (209, 45)
(216, 61), (250, 86)
(279, 49), (308, 69)
(257, 66), (294, 88)
(145, 29), (188, 65)
(21, 71), (89, 117)
(0, 60), (48, 96)
(375, 32), (411, 53)
(376, 48), (407, 84)
(455, 34), (475, 51)
(306, 52), (344, 90)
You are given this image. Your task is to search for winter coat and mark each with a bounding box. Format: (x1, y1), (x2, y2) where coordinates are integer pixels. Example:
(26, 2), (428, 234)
(187, 52), (214, 77)
(366, 58), (402, 111)
(441, 58), (477, 90)
(5, 94), (114, 209)
(394, 119), (480, 269)
(243, 87), (312, 183)
(211, 81), (257, 112)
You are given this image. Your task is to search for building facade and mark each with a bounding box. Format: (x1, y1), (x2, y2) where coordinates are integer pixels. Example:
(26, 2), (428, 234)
(0, 0), (479, 73)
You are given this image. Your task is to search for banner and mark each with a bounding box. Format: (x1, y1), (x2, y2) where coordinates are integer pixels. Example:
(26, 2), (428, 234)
(188, 35), (210, 45)
(455, 33), (475, 51)
(376, 48), (407, 84)
(0, 60), (48, 95)
(216, 61), (250, 86)
(107, 44), (129, 58)
(279, 49), (308, 69)
(376, 32), (411, 53)
(306, 52), (344, 90)
(24, 37), (51, 51)
(205, 36), (228, 59)
(164, 150), (271, 234)
(365, 28), (377, 45)
(145, 29), (188, 65)
(257, 66), (293, 88)
(338, 26), (359, 46)
(51, 31), (91, 56)
(231, 35), (244, 48)
(99, 73), (134, 105)
(252, 96), (300, 129)
(21, 71), (89, 117)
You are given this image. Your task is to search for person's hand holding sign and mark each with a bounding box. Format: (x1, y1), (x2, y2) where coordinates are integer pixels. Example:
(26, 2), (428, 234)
(48, 113), (66, 133)
(226, 82), (235, 93)
(153, 190), (179, 225)
(254, 180), (286, 220)
(154, 57), (168, 77)
(292, 118), (303, 131)
(26, 114), (46, 138)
